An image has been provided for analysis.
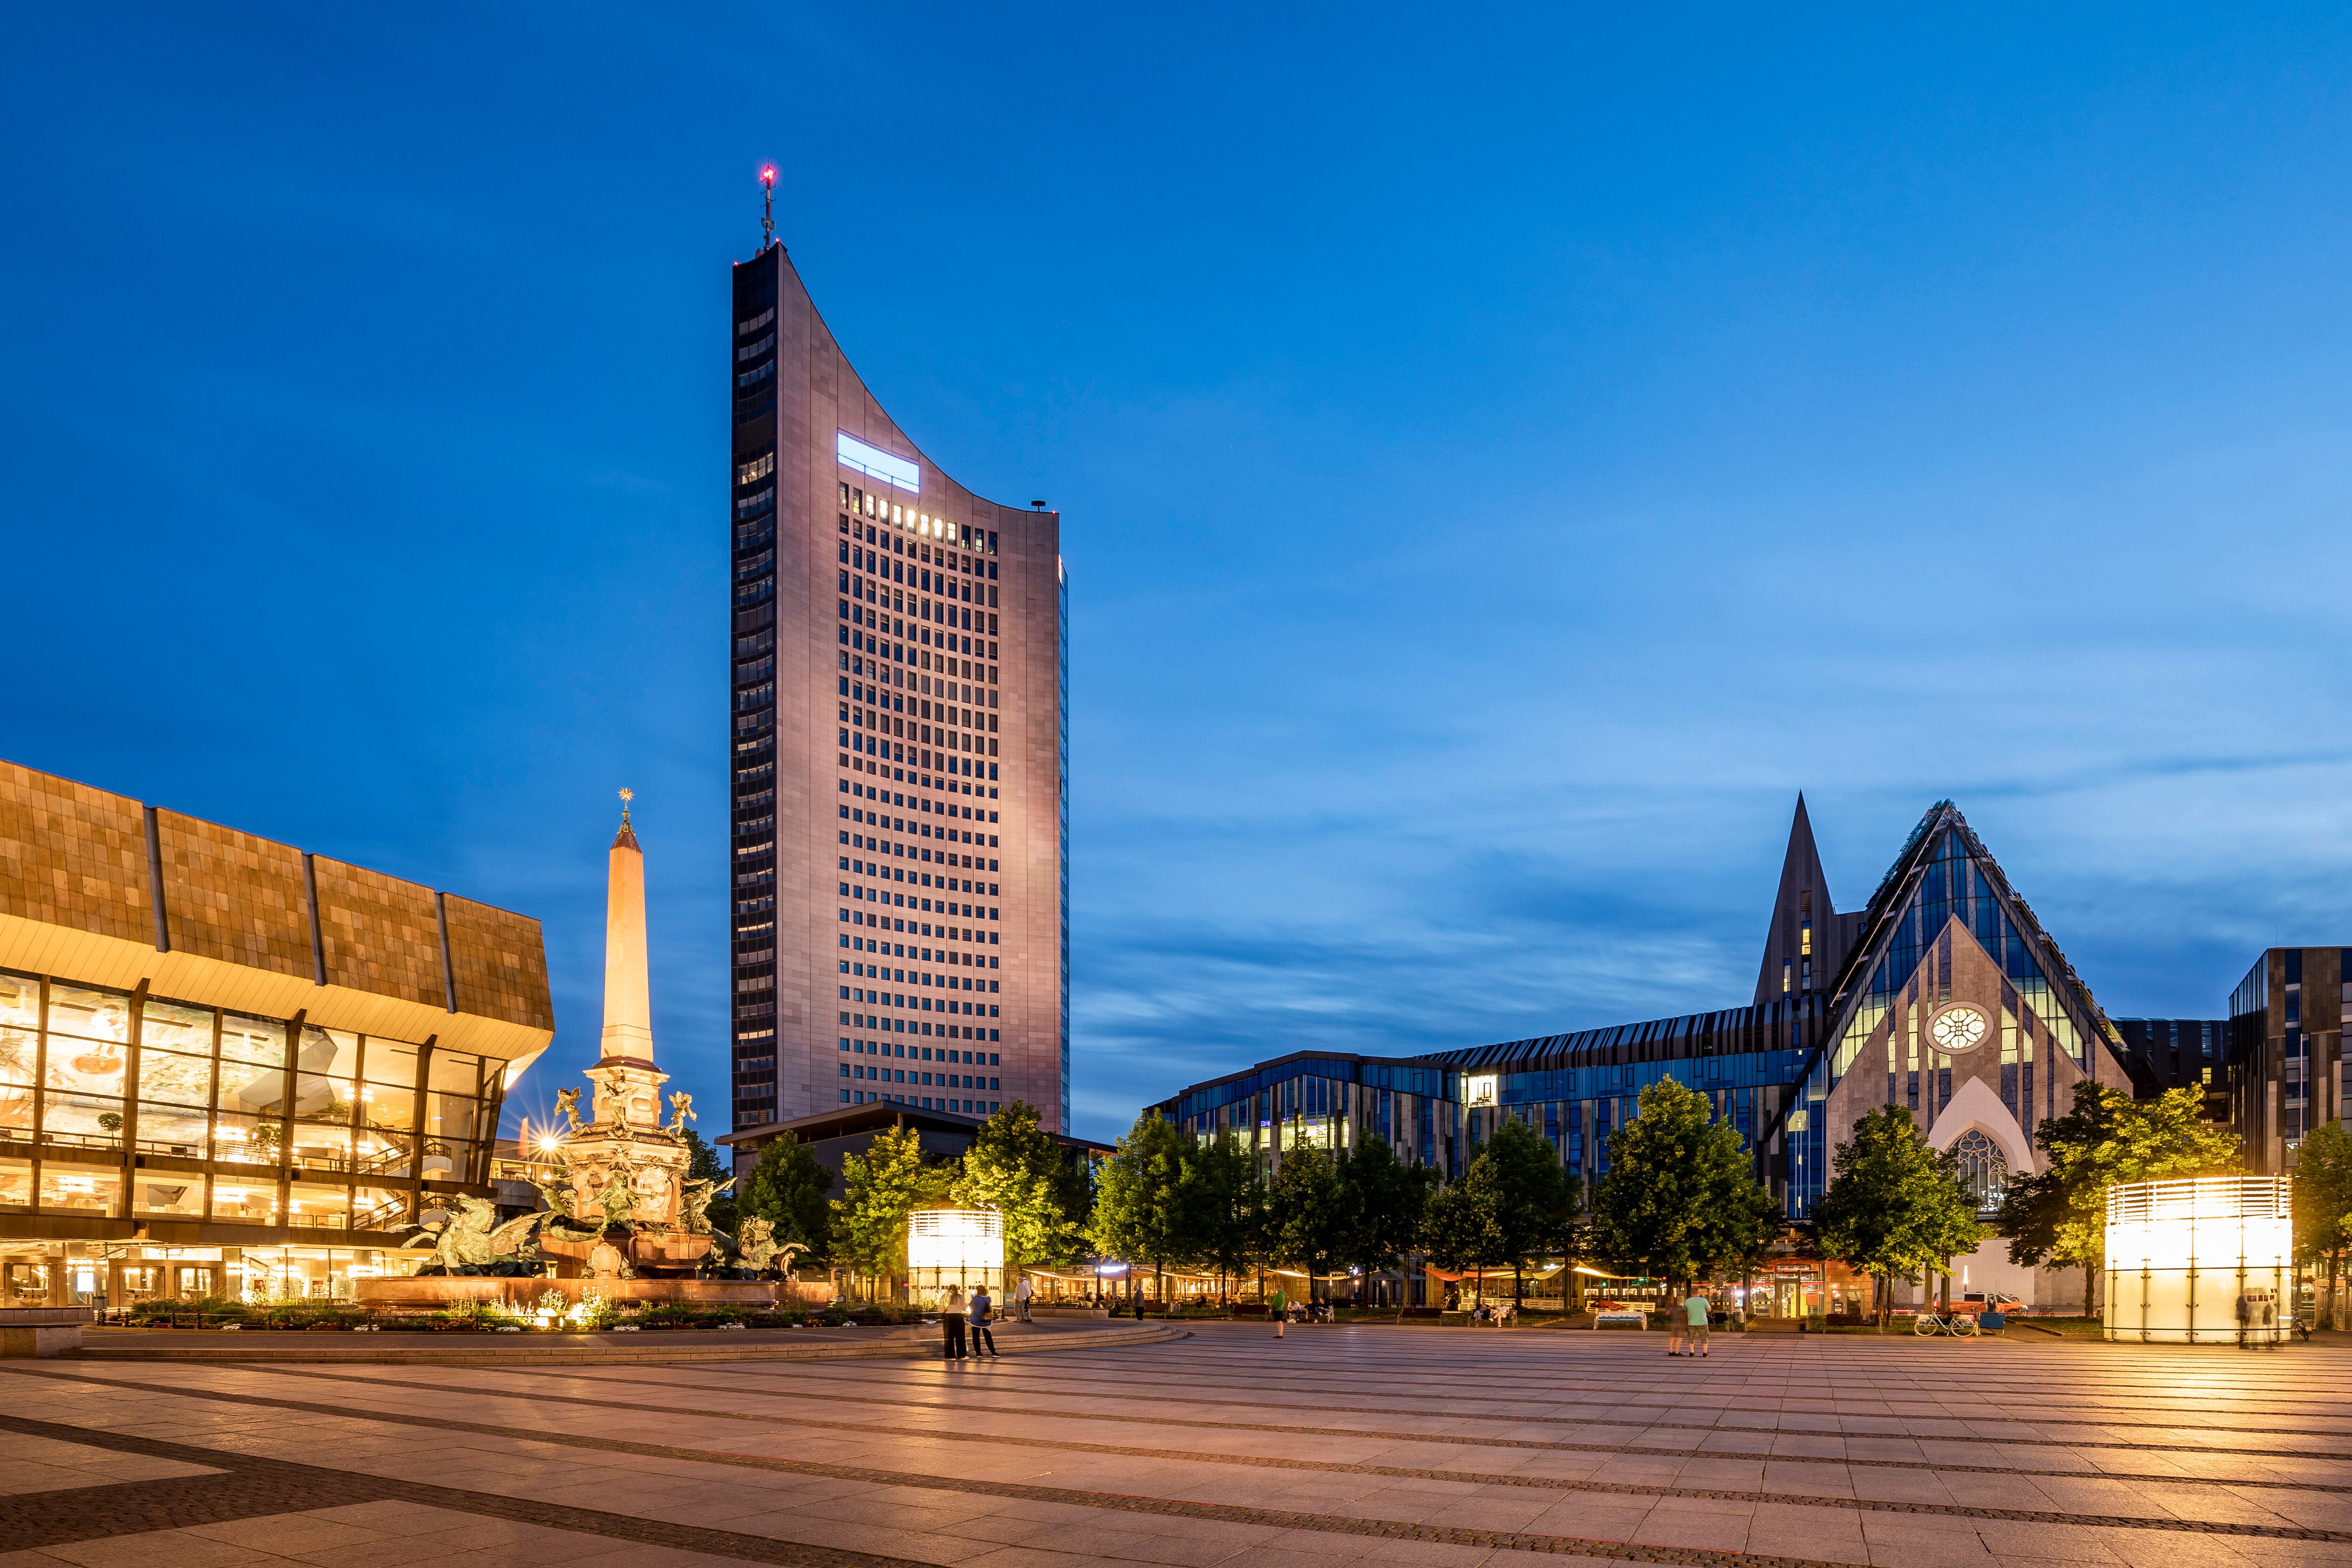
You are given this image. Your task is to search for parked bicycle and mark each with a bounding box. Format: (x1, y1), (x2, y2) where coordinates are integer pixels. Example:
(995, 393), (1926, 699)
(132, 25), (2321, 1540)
(1913, 1311), (1981, 1338)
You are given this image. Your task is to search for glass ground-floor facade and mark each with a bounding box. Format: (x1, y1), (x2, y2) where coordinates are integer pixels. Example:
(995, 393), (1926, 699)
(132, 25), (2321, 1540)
(0, 965), (515, 1277)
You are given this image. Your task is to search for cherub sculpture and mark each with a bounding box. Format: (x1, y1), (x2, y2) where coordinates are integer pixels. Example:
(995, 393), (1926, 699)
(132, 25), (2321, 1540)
(554, 1086), (584, 1133)
(667, 1091), (695, 1136)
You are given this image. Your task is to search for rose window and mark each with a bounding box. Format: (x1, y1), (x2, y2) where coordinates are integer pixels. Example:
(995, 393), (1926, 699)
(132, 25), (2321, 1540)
(1930, 1005), (1988, 1052)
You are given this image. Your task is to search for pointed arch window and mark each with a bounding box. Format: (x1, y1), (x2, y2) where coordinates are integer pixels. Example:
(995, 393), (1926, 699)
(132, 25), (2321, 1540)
(1952, 1129), (2008, 1214)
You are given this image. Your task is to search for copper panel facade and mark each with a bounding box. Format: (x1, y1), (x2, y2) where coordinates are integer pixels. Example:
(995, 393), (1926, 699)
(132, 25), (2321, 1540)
(153, 810), (311, 980)
(443, 895), (554, 1035)
(312, 855), (443, 1008)
(0, 761), (151, 942)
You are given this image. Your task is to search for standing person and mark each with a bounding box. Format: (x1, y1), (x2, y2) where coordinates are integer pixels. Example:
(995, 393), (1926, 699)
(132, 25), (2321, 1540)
(943, 1286), (968, 1361)
(1269, 1284), (1287, 1339)
(1665, 1289), (1687, 1356)
(969, 1283), (999, 1358)
(1685, 1288), (1711, 1358)
(1015, 1273), (1033, 1323)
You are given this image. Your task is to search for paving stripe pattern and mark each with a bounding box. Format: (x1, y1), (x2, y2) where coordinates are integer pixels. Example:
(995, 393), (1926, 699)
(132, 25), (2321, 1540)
(6, 1324), (2352, 1567)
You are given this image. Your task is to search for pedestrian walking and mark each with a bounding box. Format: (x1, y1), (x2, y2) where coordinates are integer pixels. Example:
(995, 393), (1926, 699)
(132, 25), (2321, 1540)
(1014, 1273), (1033, 1323)
(943, 1286), (968, 1360)
(2237, 1291), (2253, 1350)
(1684, 1289), (1711, 1358)
(1269, 1285), (1287, 1338)
(970, 1283), (999, 1357)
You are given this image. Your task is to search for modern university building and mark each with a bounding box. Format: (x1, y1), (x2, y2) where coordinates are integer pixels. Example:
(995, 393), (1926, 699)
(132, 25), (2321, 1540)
(0, 760), (553, 1310)
(721, 199), (1070, 1162)
(1152, 797), (2235, 1313)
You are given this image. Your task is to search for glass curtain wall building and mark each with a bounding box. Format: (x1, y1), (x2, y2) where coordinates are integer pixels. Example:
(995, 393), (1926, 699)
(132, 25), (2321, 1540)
(2230, 946), (2351, 1172)
(1153, 800), (2141, 1235)
(725, 223), (1069, 1141)
(0, 760), (553, 1308)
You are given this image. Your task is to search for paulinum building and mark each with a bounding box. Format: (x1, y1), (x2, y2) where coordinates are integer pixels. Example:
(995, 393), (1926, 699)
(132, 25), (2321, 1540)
(1152, 797), (2161, 1305)
(725, 218), (1070, 1144)
(0, 759), (554, 1309)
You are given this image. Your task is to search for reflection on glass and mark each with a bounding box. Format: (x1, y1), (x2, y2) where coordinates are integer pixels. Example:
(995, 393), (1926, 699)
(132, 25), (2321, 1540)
(0, 973), (36, 1030)
(216, 1057), (283, 1117)
(135, 1176), (203, 1216)
(288, 1182), (349, 1229)
(46, 1031), (126, 1101)
(37, 1164), (118, 1212)
(353, 1187), (406, 1230)
(0, 1027), (32, 1138)
(210, 1179), (279, 1224)
(136, 1103), (208, 1156)
(47, 985), (130, 1043)
(292, 1072), (354, 1124)
(290, 1125), (354, 1172)
(41, 1092), (124, 1149)
(360, 1083), (414, 1132)
(4, 1258), (50, 1305)
(138, 1050), (212, 1107)
(220, 1015), (286, 1070)
(0, 1157), (29, 1208)
(296, 1026), (360, 1078)
(212, 1112), (279, 1165)
(140, 998), (213, 1053)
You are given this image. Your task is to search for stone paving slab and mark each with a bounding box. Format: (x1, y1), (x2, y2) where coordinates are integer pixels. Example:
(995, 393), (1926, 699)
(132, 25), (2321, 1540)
(8, 1323), (2352, 1566)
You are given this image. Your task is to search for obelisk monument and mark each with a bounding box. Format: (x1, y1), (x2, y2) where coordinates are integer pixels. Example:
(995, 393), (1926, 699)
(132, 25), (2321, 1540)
(593, 787), (662, 1128)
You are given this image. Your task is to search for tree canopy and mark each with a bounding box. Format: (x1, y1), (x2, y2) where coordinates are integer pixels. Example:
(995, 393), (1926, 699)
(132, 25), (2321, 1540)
(1269, 1141), (1351, 1299)
(1587, 1078), (1779, 1286)
(954, 1101), (1084, 1272)
(1459, 1119), (1578, 1303)
(1994, 1082), (2238, 1309)
(737, 1130), (834, 1264)
(1183, 1131), (1266, 1299)
(1339, 1134), (1436, 1292)
(1812, 1106), (1982, 1324)
(832, 1125), (953, 1284)
(1086, 1113), (1192, 1299)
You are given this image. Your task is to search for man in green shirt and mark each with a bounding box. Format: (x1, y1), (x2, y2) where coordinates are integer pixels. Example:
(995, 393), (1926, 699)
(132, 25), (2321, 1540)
(1269, 1286), (1286, 1338)
(1684, 1290), (1711, 1357)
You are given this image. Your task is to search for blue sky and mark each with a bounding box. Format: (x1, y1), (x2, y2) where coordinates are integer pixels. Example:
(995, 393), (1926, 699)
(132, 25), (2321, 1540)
(6, 6), (2351, 1142)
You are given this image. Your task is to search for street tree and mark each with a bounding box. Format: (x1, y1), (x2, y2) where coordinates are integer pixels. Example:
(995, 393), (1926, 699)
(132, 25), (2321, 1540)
(1465, 1119), (1578, 1308)
(1812, 1106), (1983, 1326)
(1994, 1083), (2238, 1314)
(1587, 1078), (1780, 1296)
(954, 1101), (1084, 1275)
(1339, 1134), (1436, 1311)
(738, 1130), (835, 1264)
(1087, 1114), (1192, 1311)
(832, 1125), (953, 1299)
(1421, 1168), (1502, 1307)
(1182, 1132), (1266, 1305)
(2292, 1121), (2352, 1329)
(1270, 1141), (1351, 1305)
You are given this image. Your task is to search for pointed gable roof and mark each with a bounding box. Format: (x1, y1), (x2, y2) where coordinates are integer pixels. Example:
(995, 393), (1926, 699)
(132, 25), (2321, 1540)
(1753, 793), (1841, 1006)
(1812, 800), (2123, 1095)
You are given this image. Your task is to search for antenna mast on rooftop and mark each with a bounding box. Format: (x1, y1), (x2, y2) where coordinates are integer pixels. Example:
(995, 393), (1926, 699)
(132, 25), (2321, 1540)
(759, 165), (777, 248)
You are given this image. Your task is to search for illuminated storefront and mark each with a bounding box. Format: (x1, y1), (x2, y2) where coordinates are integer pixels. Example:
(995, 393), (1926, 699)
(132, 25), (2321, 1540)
(2105, 1176), (2292, 1344)
(0, 760), (554, 1307)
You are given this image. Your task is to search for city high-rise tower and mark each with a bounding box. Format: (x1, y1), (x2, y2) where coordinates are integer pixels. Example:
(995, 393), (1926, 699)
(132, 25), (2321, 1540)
(726, 206), (1069, 1139)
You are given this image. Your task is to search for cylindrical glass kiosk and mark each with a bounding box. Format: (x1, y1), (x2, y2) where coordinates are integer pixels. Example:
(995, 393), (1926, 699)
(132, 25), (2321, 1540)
(906, 1207), (1004, 1305)
(2104, 1177), (2291, 1344)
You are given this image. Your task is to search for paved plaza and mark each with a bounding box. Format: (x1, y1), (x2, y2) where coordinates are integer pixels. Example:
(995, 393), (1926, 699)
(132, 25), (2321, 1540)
(1, 1323), (2350, 1568)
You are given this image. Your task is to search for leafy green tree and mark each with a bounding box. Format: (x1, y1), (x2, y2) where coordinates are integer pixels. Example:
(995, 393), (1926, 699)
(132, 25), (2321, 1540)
(1269, 1141), (1351, 1304)
(1339, 1134), (1437, 1310)
(1087, 1114), (1192, 1310)
(954, 1101), (1084, 1276)
(1421, 1169), (1502, 1306)
(739, 1130), (835, 1265)
(1995, 1083), (2239, 1314)
(1812, 1107), (1984, 1327)
(832, 1125), (953, 1298)
(1182, 1132), (1267, 1304)
(2293, 1122), (2352, 1329)
(1587, 1078), (1780, 1295)
(1467, 1119), (1580, 1307)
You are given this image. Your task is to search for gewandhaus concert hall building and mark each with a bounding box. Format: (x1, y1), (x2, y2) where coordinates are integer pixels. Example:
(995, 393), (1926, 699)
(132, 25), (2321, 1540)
(1154, 797), (2229, 1313)
(0, 760), (553, 1310)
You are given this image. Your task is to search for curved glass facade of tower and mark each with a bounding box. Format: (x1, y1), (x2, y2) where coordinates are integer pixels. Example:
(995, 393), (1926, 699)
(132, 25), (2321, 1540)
(726, 243), (1069, 1137)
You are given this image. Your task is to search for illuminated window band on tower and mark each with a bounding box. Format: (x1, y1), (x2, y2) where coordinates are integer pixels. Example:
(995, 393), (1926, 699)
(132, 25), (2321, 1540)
(837, 432), (921, 494)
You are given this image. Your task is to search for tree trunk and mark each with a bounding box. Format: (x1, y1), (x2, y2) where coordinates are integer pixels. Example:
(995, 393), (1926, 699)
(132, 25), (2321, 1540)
(2083, 1259), (2096, 1321)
